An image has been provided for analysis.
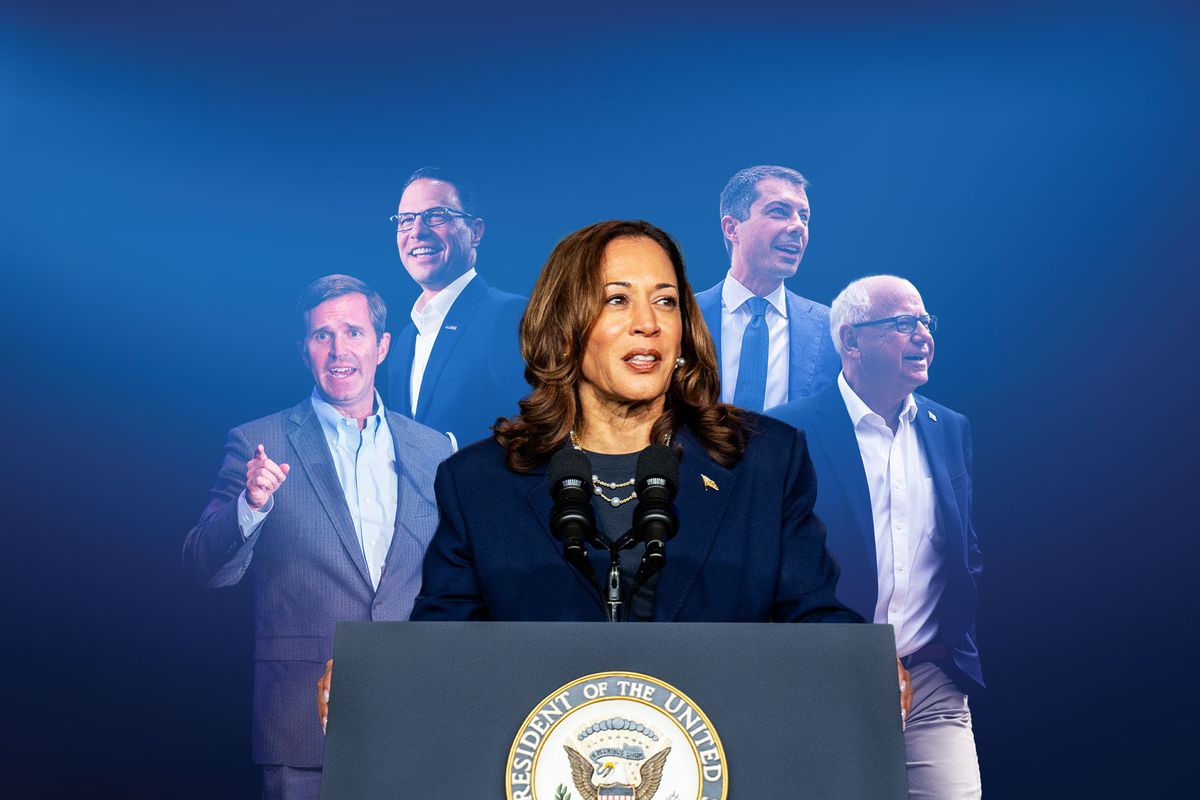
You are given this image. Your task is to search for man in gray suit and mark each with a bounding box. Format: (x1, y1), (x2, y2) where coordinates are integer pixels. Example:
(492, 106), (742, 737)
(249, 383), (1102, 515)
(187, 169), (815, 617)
(183, 274), (452, 800)
(696, 165), (840, 412)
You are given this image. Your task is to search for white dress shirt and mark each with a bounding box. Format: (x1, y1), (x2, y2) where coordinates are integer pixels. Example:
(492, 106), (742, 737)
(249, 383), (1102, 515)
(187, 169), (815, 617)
(837, 372), (946, 658)
(718, 272), (790, 409)
(237, 390), (399, 590)
(409, 267), (477, 416)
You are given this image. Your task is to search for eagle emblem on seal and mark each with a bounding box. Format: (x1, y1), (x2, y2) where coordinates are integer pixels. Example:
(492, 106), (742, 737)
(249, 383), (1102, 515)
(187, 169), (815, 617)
(562, 715), (671, 800)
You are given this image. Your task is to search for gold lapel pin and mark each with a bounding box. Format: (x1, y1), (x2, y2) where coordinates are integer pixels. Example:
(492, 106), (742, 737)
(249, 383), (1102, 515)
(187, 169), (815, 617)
(927, 410), (938, 422)
(701, 474), (719, 491)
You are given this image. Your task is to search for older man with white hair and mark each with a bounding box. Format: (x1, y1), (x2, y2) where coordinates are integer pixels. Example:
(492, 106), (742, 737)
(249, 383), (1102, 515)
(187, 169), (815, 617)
(771, 275), (983, 799)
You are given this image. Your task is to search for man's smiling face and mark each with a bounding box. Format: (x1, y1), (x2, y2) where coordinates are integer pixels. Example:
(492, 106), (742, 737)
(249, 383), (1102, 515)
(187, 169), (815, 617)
(395, 177), (482, 292)
(725, 176), (810, 289)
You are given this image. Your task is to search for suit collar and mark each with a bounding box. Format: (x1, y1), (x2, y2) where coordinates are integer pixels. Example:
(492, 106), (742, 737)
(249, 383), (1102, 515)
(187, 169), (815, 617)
(521, 452), (607, 615)
(697, 282), (723, 363)
(391, 325), (418, 416)
(721, 271), (788, 318)
(836, 372), (918, 430)
(409, 268), (477, 329)
(654, 425), (736, 621)
(380, 412), (442, 581)
(286, 399), (375, 591)
(519, 426), (737, 621)
(786, 290), (820, 399)
(810, 384), (877, 573)
(912, 396), (963, 563)
(413, 274), (492, 421)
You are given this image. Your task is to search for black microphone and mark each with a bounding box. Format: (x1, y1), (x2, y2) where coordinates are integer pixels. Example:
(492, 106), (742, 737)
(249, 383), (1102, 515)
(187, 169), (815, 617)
(548, 448), (598, 578)
(632, 444), (680, 581)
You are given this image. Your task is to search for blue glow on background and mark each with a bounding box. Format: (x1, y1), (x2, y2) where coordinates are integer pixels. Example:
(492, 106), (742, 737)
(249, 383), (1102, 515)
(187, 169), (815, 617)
(2, 1), (1197, 795)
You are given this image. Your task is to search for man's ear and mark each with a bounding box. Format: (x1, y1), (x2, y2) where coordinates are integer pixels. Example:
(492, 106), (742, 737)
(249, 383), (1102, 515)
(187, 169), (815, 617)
(298, 339), (311, 369)
(375, 331), (391, 364)
(469, 216), (485, 248)
(719, 215), (739, 249)
(838, 324), (860, 358)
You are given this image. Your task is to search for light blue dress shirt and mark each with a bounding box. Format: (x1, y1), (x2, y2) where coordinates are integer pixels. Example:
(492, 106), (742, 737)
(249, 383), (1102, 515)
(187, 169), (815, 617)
(238, 389), (399, 589)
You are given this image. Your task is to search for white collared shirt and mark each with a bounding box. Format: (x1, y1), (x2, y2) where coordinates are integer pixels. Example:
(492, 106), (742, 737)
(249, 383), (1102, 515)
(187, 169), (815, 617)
(718, 272), (790, 409)
(409, 268), (477, 415)
(837, 372), (946, 658)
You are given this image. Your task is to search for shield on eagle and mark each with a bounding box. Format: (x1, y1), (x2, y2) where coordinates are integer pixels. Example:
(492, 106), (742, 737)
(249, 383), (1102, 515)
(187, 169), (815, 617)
(563, 715), (672, 800)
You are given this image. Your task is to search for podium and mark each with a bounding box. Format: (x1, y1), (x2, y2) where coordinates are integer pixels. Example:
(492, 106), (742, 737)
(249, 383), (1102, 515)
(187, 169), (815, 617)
(321, 621), (906, 799)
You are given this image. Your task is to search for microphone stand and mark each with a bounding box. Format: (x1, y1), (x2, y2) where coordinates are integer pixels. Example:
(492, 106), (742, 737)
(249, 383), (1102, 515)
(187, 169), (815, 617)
(605, 558), (622, 623)
(604, 530), (641, 623)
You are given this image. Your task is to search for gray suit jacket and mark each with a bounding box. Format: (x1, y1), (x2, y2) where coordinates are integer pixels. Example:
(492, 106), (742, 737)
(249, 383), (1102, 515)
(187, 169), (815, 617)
(695, 279), (840, 408)
(182, 397), (452, 767)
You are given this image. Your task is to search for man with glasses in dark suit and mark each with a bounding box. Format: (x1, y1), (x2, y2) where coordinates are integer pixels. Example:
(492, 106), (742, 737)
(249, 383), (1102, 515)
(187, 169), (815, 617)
(772, 275), (983, 799)
(388, 167), (528, 449)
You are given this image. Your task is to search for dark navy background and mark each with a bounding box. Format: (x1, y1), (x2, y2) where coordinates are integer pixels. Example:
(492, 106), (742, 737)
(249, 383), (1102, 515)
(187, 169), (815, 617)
(2, 1), (1195, 796)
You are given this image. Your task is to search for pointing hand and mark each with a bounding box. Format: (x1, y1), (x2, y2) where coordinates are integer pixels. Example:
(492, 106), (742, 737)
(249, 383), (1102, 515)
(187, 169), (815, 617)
(245, 444), (290, 510)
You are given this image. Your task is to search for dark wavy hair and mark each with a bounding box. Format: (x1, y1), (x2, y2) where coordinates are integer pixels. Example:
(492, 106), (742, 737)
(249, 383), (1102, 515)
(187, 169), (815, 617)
(494, 220), (747, 472)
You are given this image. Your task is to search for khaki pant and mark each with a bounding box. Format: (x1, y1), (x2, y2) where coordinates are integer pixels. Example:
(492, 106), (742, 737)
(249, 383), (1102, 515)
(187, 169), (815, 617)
(904, 661), (983, 799)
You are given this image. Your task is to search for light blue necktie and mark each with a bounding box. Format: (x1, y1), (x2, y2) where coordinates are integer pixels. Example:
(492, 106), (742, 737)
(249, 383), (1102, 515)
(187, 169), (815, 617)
(733, 296), (769, 412)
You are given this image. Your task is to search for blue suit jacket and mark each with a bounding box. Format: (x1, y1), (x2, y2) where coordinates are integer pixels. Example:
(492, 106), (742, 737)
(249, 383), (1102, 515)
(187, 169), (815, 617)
(388, 275), (528, 449)
(695, 280), (840, 408)
(412, 414), (861, 625)
(771, 384), (984, 689)
(182, 398), (452, 767)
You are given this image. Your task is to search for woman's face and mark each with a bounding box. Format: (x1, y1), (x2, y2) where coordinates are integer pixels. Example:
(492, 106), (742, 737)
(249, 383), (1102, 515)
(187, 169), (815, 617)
(579, 236), (683, 413)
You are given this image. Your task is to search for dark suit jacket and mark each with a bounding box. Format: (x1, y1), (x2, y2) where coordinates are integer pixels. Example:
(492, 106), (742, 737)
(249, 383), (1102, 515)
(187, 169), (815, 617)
(182, 398), (452, 766)
(695, 280), (840, 407)
(411, 414), (861, 625)
(771, 384), (984, 689)
(388, 275), (528, 448)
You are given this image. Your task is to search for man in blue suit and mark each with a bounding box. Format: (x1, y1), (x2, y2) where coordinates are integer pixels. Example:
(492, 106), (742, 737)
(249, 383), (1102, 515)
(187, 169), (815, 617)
(696, 165), (840, 413)
(183, 275), (452, 800)
(771, 275), (982, 799)
(387, 167), (528, 449)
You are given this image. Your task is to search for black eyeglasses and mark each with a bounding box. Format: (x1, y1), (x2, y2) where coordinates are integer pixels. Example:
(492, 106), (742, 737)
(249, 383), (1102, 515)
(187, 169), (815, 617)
(389, 206), (475, 232)
(851, 314), (938, 334)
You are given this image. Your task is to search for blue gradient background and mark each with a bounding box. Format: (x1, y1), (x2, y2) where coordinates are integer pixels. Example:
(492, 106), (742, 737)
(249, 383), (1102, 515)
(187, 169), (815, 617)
(2, 1), (1196, 796)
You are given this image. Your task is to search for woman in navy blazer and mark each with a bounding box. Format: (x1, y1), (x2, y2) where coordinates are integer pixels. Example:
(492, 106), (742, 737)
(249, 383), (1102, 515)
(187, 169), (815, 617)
(410, 220), (859, 625)
(318, 221), (912, 728)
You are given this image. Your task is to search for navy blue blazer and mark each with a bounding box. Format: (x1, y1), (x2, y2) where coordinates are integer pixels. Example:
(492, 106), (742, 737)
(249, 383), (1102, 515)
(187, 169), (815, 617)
(695, 280), (840, 408)
(771, 384), (984, 689)
(388, 274), (528, 448)
(411, 414), (862, 625)
(183, 398), (452, 767)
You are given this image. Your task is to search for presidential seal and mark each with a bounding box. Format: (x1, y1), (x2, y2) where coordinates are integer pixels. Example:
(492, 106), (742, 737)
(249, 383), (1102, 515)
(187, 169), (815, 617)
(506, 671), (727, 800)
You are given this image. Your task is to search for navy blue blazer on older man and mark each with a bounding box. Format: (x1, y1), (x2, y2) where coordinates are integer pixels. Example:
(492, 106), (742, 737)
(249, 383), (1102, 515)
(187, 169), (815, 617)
(389, 274), (528, 449)
(411, 414), (861, 624)
(771, 383), (983, 689)
(183, 398), (452, 768)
